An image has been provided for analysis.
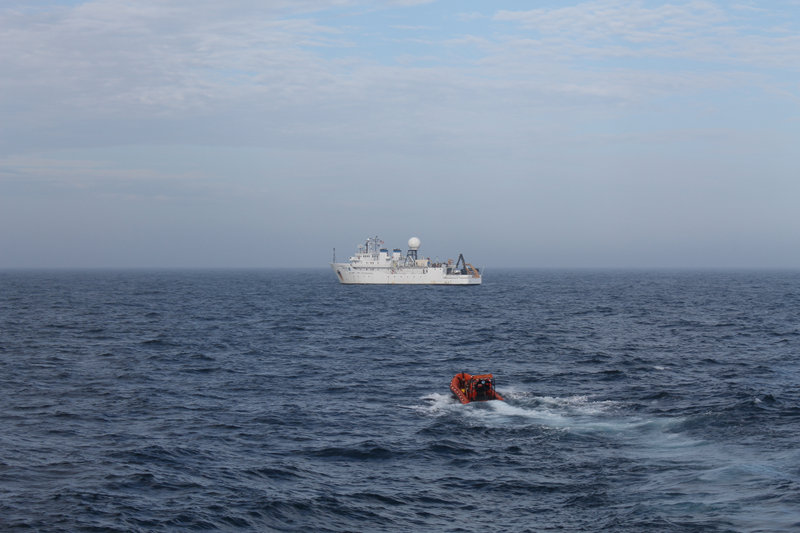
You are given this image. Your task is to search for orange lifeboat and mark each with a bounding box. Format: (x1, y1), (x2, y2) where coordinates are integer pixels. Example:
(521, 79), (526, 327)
(450, 372), (504, 404)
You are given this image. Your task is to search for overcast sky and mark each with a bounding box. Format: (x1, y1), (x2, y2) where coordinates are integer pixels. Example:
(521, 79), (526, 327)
(1, 0), (798, 268)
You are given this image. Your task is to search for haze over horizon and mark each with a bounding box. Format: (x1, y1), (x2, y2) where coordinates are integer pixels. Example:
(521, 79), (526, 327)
(1, 1), (798, 269)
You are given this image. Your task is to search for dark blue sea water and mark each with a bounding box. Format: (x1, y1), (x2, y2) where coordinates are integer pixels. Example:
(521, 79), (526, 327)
(1, 269), (799, 532)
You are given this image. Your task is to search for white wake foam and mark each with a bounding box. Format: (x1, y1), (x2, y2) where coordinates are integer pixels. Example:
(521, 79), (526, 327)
(414, 389), (695, 446)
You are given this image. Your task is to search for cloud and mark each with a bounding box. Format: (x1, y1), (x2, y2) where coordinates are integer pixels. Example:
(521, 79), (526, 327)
(1, 1), (799, 267)
(0, 2), (344, 115)
(494, 1), (728, 43)
(492, 0), (800, 70)
(3, 0), (798, 151)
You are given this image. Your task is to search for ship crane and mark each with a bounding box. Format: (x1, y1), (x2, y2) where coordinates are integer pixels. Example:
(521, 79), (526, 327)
(455, 253), (481, 278)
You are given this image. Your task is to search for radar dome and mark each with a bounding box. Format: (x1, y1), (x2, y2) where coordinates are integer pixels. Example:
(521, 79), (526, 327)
(408, 237), (421, 250)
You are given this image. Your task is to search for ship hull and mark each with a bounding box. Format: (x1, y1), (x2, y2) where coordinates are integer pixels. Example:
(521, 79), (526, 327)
(331, 263), (481, 285)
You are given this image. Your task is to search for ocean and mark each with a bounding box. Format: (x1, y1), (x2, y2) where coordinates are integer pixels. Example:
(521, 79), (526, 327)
(1, 269), (799, 532)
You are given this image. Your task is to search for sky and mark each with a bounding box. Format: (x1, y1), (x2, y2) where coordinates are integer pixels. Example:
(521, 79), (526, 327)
(1, 0), (799, 268)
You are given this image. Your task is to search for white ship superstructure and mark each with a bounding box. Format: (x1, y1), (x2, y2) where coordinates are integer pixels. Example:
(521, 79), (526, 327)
(331, 236), (481, 285)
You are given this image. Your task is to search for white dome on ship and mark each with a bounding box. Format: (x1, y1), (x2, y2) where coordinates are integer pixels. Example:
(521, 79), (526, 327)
(408, 237), (421, 250)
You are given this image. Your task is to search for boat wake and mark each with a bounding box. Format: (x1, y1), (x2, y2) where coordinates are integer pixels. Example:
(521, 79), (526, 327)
(414, 390), (697, 447)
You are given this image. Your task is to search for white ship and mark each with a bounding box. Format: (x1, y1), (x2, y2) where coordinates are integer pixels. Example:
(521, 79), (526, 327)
(331, 236), (481, 285)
